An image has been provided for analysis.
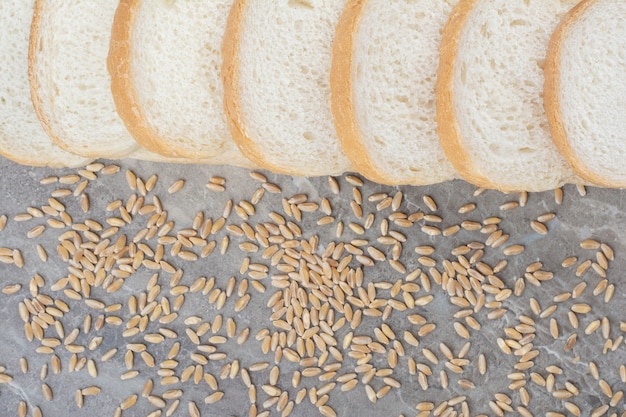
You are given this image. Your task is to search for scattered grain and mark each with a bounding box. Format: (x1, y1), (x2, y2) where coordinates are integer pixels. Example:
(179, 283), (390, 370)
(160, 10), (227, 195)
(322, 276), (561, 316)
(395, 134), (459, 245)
(168, 180), (185, 194)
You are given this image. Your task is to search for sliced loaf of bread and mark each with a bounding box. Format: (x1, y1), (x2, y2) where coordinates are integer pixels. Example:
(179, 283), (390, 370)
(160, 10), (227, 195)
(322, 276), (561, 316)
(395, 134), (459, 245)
(332, 0), (458, 186)
(0, 0), (90, 168)
(545, 0), (626, 187)
(108, 0), (252, 166)
(437, 0), (580, 192)
(29, 0), (146, 159)
(223, 0), (351, 176)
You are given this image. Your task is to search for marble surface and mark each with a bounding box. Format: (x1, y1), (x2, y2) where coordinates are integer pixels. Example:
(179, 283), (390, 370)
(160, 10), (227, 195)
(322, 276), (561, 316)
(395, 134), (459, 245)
(0, 156), (625, 417)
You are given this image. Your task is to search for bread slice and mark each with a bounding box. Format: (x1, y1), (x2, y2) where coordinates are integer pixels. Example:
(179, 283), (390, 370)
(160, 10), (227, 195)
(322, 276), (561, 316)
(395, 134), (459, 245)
(0, 0), (91, 168)
(436, 0), (580, 192)
(29, 0), (147, 159)
(109, 0), (252, 167)
(223, 0), (351, 176)
(545, 0), (626, 188)
(332, 0), (458, 186)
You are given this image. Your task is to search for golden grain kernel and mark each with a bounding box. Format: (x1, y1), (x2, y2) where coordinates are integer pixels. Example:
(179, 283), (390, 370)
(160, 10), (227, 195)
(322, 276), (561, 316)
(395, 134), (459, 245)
(530, 221), (548, 235)
(167, 180), (185, 194)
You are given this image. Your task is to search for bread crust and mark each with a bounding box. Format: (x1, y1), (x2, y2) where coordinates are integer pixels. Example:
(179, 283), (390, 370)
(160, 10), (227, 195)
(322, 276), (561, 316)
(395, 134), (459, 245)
(436, 0), (502, 190)
(544, 0), (617, 187)
(330, 0), (391, 185)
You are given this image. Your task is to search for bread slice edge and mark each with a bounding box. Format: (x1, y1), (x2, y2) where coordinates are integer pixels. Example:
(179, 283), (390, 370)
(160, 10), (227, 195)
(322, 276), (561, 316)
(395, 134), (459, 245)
(222, 0), (288, 173)
(108, 0), (180, 158)
(331, 0), (391, 185)
(27, 1), (113, 159)
(436, 0), (501, 190)
(544, 0), (615, 187)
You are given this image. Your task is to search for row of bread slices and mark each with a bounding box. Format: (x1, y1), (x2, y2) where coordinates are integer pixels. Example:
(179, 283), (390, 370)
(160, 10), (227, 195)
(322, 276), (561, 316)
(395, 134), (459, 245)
(1, 0), (624, 192)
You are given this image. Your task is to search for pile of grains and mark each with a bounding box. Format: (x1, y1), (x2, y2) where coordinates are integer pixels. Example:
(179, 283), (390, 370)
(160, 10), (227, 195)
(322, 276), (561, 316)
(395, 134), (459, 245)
(0, 158), (625, 417)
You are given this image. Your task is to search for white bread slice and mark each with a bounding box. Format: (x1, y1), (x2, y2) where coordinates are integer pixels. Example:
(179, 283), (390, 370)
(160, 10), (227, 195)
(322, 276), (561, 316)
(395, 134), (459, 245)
(28, 0), (147, 159)
(436, 0), (580, 192)
(223, 0), (351, 176)
(332, 0), (458, 186)
(0, 0), (90, 168)
(109, 0), (253, 167)
(545, 0), (626, 188)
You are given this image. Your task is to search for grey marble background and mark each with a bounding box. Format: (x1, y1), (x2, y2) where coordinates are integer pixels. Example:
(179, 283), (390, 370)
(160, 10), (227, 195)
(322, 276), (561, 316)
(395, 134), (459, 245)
(0, 156), (624, 417)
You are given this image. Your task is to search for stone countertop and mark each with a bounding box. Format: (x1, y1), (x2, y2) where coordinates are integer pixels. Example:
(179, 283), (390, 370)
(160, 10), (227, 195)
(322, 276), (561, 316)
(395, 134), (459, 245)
(0, 156), (625, 417)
